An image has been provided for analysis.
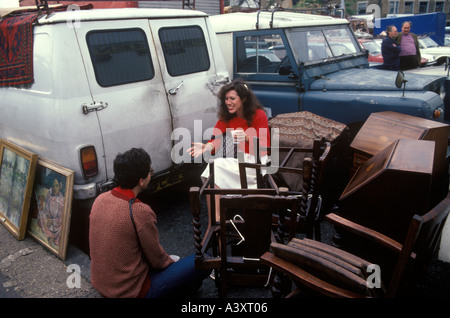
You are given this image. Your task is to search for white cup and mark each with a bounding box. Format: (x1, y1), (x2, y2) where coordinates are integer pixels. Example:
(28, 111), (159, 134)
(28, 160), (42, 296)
(231, 129), (244, 144)
(170, 255), (180, 262)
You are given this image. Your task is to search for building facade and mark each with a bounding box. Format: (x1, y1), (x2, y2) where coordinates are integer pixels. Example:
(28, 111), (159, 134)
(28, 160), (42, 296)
(355, 0), (449, 21)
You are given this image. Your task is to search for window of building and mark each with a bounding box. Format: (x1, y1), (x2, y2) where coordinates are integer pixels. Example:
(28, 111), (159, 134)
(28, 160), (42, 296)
(435, 1), (444, 12)
(404, 1), (414, 13)
(87, 28), (154, 87)
(419, 1), (429, 13)
(357, 1), (368, 14)
(159, 26), (210, 76)
(389, 1), (400, 14)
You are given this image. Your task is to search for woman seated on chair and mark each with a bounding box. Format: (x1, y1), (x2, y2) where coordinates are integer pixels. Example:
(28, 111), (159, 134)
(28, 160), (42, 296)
(187, 79), (270, 220)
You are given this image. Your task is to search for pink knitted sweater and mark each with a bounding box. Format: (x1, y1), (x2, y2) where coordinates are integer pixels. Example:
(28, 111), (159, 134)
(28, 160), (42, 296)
(89, 187), (173, 297)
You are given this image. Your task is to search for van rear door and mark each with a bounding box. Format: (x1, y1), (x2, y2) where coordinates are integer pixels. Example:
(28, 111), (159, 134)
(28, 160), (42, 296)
(74, 19), (173, 179)
(149, 17), (227, 161)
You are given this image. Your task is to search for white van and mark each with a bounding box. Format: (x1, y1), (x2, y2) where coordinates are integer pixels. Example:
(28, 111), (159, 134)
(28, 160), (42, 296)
(0, 7), (229, 202)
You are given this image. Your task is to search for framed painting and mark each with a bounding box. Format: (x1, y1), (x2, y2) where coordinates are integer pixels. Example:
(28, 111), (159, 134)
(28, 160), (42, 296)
(0, 139), (37, 240)
(27, 158), (74, 260)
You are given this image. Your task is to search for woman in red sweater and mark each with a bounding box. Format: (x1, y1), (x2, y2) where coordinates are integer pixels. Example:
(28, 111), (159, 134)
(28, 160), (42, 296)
(187, 79), (270, 219)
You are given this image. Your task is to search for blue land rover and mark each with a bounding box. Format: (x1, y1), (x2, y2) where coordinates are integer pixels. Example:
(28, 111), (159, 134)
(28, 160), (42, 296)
(210, 10), (446, 135)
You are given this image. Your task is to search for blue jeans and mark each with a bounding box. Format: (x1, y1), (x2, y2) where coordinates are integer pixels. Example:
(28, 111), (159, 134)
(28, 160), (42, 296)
(146, 254), (210, 298)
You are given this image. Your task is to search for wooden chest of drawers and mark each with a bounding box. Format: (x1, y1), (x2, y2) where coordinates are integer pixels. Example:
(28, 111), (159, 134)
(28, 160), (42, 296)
(350, 111), (449, 175)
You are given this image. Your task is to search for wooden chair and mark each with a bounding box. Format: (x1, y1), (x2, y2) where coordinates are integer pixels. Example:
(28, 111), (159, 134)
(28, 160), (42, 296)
(238, 136), (331, 240)
(260, 192), (450, 298)
(190, 161), (301, 298)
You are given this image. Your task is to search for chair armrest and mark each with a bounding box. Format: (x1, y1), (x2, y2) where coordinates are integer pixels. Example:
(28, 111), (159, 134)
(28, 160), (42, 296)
(325, 213), (403, 254)
(201, 224), (220, 253)
(260, 252), (368, 298)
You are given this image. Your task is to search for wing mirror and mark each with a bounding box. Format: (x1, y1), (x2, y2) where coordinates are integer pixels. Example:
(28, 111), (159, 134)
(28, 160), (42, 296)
(395, 71), (408, 97)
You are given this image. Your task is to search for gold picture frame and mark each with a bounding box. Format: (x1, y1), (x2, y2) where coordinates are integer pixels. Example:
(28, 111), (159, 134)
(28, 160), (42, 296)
(27, 158), (74, 260)
(0, 139), (37, 240)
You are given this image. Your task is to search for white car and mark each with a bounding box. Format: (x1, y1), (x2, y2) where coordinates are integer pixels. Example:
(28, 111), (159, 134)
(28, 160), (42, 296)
(363, 38), (436, 66)
(418, 36), (450, 65)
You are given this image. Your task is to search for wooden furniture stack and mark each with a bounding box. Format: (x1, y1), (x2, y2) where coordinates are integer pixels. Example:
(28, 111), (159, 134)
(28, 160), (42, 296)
(349, 111), (449, 208)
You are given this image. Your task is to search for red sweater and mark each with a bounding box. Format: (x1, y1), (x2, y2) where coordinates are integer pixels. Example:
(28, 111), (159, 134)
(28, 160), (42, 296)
(89, 187), (173, 298)
(210, 109), (270, 156)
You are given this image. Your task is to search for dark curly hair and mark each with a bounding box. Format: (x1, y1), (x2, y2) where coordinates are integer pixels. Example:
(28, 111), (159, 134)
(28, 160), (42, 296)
(113, 148), (151, 189)
(217, 78), (264, 126)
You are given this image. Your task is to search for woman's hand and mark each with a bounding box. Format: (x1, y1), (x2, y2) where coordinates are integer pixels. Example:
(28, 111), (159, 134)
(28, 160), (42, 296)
(187, 142), (213, 158)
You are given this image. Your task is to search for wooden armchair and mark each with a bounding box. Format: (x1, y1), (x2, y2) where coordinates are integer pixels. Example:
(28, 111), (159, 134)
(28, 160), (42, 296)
(190, 162), (300, 297)
(238, 136), (331, 240)
(260, 192), (450, 298)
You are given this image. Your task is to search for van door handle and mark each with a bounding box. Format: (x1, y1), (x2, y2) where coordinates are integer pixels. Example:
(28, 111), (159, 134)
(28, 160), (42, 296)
(82, 101), (108, 114)
(212, 77), (229, 86)
(168, 81), (184, 95)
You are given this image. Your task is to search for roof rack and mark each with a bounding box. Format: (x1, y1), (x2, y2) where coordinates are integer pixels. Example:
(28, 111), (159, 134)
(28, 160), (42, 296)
(255, 8), (280, 29)
(255, 5), (345, 29)
(35, 0), (50, 16)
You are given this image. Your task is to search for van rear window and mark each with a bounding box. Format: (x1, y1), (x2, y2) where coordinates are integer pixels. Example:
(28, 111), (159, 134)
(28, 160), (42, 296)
(87, 29), (154, 87)
(159, 26), (210, 76)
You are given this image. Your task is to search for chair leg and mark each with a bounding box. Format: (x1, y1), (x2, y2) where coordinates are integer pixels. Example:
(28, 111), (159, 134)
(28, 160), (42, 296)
(219, 268), (227, 298)
(314, 222), (322, 241)
(270, 271), (292, 298)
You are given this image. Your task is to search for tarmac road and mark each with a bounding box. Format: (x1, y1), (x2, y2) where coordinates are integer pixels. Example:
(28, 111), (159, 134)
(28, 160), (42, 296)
(1, 179), (450, 299)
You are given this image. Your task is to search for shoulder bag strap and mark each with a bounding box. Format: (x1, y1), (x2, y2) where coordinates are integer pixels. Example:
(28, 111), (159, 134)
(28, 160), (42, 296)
(128, 198), (142, 249)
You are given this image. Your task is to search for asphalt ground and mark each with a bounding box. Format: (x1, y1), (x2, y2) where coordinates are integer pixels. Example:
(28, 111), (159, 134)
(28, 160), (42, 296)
(1, 179), (450, 304)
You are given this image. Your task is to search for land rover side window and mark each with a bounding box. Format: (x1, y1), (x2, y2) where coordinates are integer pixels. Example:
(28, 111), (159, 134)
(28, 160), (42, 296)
(87, 29), (154, 87)
(159, 26), (210, 76)
(236, 34), (286, 73)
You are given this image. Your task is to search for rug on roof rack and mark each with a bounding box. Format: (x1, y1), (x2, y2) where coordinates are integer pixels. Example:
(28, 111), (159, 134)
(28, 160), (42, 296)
(0, 4), (93, 87)
(0, 12), (39, 86)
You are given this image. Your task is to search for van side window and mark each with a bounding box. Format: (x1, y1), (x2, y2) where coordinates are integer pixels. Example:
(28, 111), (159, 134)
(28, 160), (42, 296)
(86, 29), (154, 87)
(236, 34), (287, 74)
(159, 26), (210, 76)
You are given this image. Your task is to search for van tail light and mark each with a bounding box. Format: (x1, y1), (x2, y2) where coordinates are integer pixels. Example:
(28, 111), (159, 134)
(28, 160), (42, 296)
(80, 146), (98, 178)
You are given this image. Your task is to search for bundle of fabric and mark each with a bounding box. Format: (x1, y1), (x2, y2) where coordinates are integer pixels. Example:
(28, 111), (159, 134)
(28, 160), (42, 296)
(269, 111), (348, 144)
(268, 111), (349, 192)
(0, 12), (39, 86)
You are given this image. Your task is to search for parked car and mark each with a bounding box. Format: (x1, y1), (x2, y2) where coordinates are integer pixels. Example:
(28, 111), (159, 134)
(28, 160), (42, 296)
(359, 38), (434, 66)
(210, 10), (446, 137)
(419, 35), (450, 65)
(445, 34), (450, 46)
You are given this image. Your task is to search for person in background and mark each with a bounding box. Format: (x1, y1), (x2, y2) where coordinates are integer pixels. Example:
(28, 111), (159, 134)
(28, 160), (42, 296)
(381, 25), (401, 71)
(396, 21), (421, 70)
(89, 148), (210, 298)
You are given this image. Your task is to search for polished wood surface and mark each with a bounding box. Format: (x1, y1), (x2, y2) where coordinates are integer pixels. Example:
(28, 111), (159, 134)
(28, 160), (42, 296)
(350, 111), (449, 177)
(340, 139), (434, 243)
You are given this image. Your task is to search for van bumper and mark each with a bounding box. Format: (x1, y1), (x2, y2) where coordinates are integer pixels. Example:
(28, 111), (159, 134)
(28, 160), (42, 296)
(74, 179), (116, 200)
(73, 183), (97, 200)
